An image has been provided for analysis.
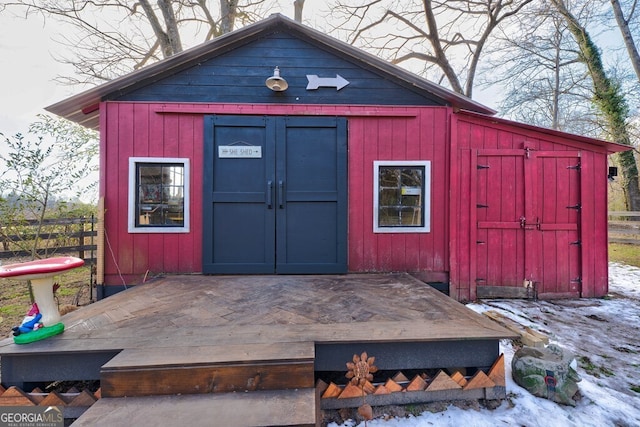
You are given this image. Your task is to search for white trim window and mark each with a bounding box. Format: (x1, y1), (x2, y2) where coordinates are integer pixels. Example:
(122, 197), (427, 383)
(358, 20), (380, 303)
(373, 160), (431, 233)
(128, 157), (190, 233)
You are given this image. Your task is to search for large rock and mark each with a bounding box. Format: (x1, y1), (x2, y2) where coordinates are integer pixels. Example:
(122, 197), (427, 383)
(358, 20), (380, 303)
(511, 344), (581, 406)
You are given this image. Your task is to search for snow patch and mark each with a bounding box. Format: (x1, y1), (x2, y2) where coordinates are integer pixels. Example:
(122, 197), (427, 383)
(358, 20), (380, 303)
(329, 263), (640, 427)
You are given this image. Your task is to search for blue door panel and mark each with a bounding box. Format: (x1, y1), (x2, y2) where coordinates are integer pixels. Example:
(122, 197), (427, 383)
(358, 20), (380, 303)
(275, 117), (347, 274)
(283, 203), (338, 264)
(203, 115), (347, 274)
(212, 203), (272, 264)
(203, 115), (276, 273)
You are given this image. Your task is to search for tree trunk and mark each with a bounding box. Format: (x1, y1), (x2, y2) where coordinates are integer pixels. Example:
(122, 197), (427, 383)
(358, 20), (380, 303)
(294, 0), (305, 23)
(552, 27), (562, 130)
(220, 0), (239, 34)
(552, 0), (640, 211)
(158, 0), (183, 55)
(138, 0), (182, 58)
(421, 0), (464, 94)
(610, 0), (640, 82)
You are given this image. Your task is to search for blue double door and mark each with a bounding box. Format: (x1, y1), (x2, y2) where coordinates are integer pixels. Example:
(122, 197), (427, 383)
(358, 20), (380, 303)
(203, 116), (347, 274)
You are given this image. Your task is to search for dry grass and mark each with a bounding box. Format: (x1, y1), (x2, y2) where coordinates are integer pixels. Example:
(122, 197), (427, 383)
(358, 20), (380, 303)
(609, 243), (640, 268)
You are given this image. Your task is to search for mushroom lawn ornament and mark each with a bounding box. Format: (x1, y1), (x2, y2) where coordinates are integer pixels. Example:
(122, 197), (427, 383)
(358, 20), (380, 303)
(0, 256), (85, 344)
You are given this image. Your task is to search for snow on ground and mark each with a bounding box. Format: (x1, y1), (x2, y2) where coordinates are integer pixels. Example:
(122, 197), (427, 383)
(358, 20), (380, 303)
(329, 263), (640, 427)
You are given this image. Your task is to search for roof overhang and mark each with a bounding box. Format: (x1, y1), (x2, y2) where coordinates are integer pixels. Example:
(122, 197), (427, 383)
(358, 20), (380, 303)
(45, 14), (495, 130)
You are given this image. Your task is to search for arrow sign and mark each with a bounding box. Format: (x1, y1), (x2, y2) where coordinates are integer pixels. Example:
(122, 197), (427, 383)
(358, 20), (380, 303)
(306, 74), (350, 91)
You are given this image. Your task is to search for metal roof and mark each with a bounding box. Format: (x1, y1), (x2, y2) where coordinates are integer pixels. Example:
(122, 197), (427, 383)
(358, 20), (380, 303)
(45, 13), (495, 130)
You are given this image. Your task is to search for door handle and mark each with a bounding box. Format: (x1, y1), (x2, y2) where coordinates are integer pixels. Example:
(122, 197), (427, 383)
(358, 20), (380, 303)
(278, 180), (284, 209)
(267, 181), (273, 209)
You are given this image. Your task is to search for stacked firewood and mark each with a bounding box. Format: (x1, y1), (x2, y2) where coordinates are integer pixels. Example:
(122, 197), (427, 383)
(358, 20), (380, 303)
(318, 354), (505, 410)
(0, 384), (100, 408)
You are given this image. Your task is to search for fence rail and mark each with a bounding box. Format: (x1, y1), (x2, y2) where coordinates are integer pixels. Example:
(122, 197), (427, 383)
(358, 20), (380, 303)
(0, 216), (97, 260)
(0, 213), (636, 259)
(608, 211), (640, 245)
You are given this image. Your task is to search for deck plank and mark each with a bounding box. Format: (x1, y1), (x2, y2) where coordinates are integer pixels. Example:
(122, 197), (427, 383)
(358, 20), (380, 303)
(101, 361), (315, 397)
(0, 274), (516, 356)
(102, 342), (314, 370)
(72, 389), (316, 427)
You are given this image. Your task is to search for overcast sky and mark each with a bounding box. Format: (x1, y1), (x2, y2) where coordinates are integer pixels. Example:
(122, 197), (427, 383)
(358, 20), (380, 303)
(0, 13), (72, 135)
(0, 1), (330, 137)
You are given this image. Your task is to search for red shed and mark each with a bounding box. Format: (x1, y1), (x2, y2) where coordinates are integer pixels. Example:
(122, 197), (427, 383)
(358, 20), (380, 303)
(46, 14), (628, 301)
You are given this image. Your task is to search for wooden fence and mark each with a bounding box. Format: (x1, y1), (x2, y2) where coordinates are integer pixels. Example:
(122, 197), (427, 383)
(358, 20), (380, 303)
(0, 216), (97, 261)
(0, 213), (635, 261)
(608, 211), (640, 245)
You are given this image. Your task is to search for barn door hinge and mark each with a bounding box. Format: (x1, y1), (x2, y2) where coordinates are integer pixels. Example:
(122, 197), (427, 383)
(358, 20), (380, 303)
(570, 240), (582, 246)
(476, 240), (486, 244)
(567, 162), (581, 171)
(477, 203), (489, 209)
(566, 203), (581, 211)
(477, 164), (490, 170)
(570, 277), (582, 284)
(475, 278), (486, 283)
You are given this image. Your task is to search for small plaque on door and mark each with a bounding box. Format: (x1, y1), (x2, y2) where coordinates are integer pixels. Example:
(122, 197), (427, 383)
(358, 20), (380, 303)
(218, 145), (262, 158)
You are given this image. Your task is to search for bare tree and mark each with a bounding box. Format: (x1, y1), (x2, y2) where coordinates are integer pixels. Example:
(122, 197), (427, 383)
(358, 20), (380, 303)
(551, 0), (640, 211)
(2, 0), (274, 85)
(486, 4), (596, 134)
(328, 0), (533, 97)
(610, 0), (640, 82)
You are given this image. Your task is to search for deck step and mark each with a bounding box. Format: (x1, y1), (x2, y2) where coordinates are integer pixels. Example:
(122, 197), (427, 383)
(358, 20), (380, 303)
(100, 342), (315, 398)
(72, 388), (316, 427)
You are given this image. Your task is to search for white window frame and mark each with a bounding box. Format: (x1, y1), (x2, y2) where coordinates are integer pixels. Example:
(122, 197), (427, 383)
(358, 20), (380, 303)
(373, 160), (431, 233)
(128, 157), (190, 233)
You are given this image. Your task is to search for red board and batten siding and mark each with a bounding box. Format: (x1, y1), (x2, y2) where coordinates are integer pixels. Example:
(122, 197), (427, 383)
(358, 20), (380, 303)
(450, 112), (610, 301)
(348, 108), (449, 273)
(100, 102), (452, 285)
(102, 103), (204, 285)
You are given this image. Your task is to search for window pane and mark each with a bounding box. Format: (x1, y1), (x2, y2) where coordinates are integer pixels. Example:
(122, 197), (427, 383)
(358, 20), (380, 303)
(379, 168), (400, 187)
(378, 166), (424, 228)
(401, 168), (422, 187)
(136, 163), (184, 227)
(379, 188), (399, 205)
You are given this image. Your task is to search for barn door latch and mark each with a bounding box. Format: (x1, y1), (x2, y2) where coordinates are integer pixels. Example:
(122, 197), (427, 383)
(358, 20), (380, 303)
(520, 216), (541, 230)
(524, 146), (535, 159)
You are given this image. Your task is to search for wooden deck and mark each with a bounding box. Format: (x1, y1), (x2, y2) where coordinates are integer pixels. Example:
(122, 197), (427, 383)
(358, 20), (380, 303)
(0, 273), (515, 426)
